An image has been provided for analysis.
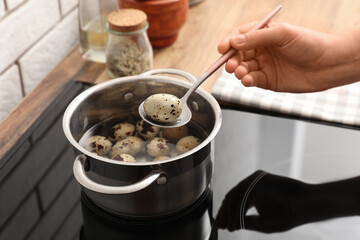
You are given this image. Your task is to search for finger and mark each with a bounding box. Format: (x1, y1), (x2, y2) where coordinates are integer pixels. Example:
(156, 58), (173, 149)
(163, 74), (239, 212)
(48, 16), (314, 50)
(226, 193), (239, 231)
(218, 22), (258, 54)
(229, 24), (285, 51)
(218, 35), (232, 54)
(225, 52), (244, 73)
(243, 49), (256, 61)
(234, 60), (259, 80)
(215, 200), (229, 229)
(216, 187), (243, 231)
(241, 71), (268, 89)
(232, 22), (259, 34)
(227, 197), (241, 231)
(243, 216), (265, 232)
(231, 197), (244, 231)
(225, 49), (256, 74)
(244, 216), (288, 233)
(215, 206), (224, 227)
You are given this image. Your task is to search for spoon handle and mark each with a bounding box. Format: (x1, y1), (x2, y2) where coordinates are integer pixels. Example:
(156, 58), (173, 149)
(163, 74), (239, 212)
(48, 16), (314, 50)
(182, 5), (282, 101)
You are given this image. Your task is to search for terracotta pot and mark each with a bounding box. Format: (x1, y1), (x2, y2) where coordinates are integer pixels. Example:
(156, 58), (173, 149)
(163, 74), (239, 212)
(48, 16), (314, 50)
(119, 0), (189, 48)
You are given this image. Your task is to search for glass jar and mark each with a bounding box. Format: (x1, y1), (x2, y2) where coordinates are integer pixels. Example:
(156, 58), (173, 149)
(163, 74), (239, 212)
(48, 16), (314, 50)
(79, 0), (118, 63)
(105, 9), (153, 78)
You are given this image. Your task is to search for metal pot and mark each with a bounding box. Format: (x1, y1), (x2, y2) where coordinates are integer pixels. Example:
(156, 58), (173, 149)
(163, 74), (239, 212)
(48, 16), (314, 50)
(63, 69), (222, 218)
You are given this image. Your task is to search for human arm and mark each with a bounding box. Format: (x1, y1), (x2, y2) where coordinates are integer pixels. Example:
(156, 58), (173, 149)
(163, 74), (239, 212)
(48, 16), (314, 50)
(218, 22), (360, 93)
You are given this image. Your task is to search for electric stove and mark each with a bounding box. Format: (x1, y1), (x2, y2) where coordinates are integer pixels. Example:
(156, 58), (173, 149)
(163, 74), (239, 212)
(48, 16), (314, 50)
(75, 109), (360, 240)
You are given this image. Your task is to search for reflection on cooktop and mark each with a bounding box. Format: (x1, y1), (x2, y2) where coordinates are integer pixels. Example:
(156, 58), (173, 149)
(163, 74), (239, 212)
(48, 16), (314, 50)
(216, 170), (360, 233)
(214, 110), (360, 239)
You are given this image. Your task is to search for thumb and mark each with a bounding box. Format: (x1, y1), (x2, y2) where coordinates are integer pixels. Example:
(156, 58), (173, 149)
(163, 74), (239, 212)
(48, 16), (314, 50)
(229, 25), (285, 51)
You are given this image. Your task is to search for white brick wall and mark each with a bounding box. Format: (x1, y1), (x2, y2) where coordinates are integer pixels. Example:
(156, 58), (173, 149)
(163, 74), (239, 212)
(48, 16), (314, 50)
(60, 0), (78, 15)
(0, 1), (5, 18)
(21, 9), (79, 94)
(0, 0), (60, 74)
(6, 0), (26, 10)
(0, 0), (79, 122)
(0, 65), (23, 120)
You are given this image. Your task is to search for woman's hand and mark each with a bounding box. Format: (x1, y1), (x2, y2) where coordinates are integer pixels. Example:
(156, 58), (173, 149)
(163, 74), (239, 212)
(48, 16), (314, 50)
(218, 22), (360, 93)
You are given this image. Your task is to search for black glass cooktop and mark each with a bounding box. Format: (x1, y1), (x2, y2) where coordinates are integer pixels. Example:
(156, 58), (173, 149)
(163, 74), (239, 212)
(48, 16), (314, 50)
(79, 109), (360, 240)
(213, 109), (360, 239)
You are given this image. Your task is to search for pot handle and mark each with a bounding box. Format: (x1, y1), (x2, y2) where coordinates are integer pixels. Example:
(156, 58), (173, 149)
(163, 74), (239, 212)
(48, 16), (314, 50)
(141, 68), (197, 83)
(73, 155), (165, 194)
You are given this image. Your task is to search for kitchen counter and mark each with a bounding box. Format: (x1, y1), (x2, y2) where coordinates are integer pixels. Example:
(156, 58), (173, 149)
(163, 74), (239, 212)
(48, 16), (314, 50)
(1, 0), (360, 164)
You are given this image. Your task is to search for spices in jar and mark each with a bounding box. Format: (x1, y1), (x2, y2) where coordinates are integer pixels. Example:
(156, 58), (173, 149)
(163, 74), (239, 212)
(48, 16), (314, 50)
(106, 8), (153, 78)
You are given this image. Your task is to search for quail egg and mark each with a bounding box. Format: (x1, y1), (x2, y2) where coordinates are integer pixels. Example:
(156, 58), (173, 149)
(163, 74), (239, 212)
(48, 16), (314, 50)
(146, 137), (171, 157)
(111, 153), (136, 162)
(136, 119), (160, 140)
(162, 125), (189, 142)
(109, 122), (136, 141)
(111, 136), (144, 157)
(84, 135), (112, 156)
(143, 93), (182, 123)
(176, 136), (201, 154)
(153, 155), (170, 162)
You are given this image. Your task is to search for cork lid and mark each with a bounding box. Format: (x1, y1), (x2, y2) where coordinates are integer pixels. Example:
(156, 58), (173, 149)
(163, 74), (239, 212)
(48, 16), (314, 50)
(107, 8), (147, 32)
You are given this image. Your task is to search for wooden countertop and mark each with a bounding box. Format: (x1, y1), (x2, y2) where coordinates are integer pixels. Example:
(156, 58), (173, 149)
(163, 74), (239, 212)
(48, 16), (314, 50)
(1, 0), (360, 162)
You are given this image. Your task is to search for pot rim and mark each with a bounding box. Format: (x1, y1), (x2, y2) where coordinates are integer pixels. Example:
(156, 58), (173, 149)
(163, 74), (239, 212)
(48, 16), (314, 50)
(63, 73), (222, 166)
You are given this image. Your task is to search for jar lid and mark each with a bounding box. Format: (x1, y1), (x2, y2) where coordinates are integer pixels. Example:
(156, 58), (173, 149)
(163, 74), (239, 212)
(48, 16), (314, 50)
(107, 8), (147, 33)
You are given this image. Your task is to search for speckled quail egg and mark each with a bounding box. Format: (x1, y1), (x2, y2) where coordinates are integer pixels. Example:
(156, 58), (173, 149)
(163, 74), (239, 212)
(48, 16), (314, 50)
(152, 155), (170, 162)
(176, 136), (201, 154)
(109, 122), (136, 141)
(146, 137), (171, 157)
(136, 119), (160, 140)
(110, 136), (144, 157)
(111, 153), (137, 162)
(162, 125), (189, 142)
(84, 135), (112, 156)
(143, 93), (182, 123)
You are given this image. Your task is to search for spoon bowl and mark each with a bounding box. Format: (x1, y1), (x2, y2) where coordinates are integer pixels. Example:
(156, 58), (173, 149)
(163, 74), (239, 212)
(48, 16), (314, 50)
(138, 98), (191, 128)
(138, 72), (208, 128)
